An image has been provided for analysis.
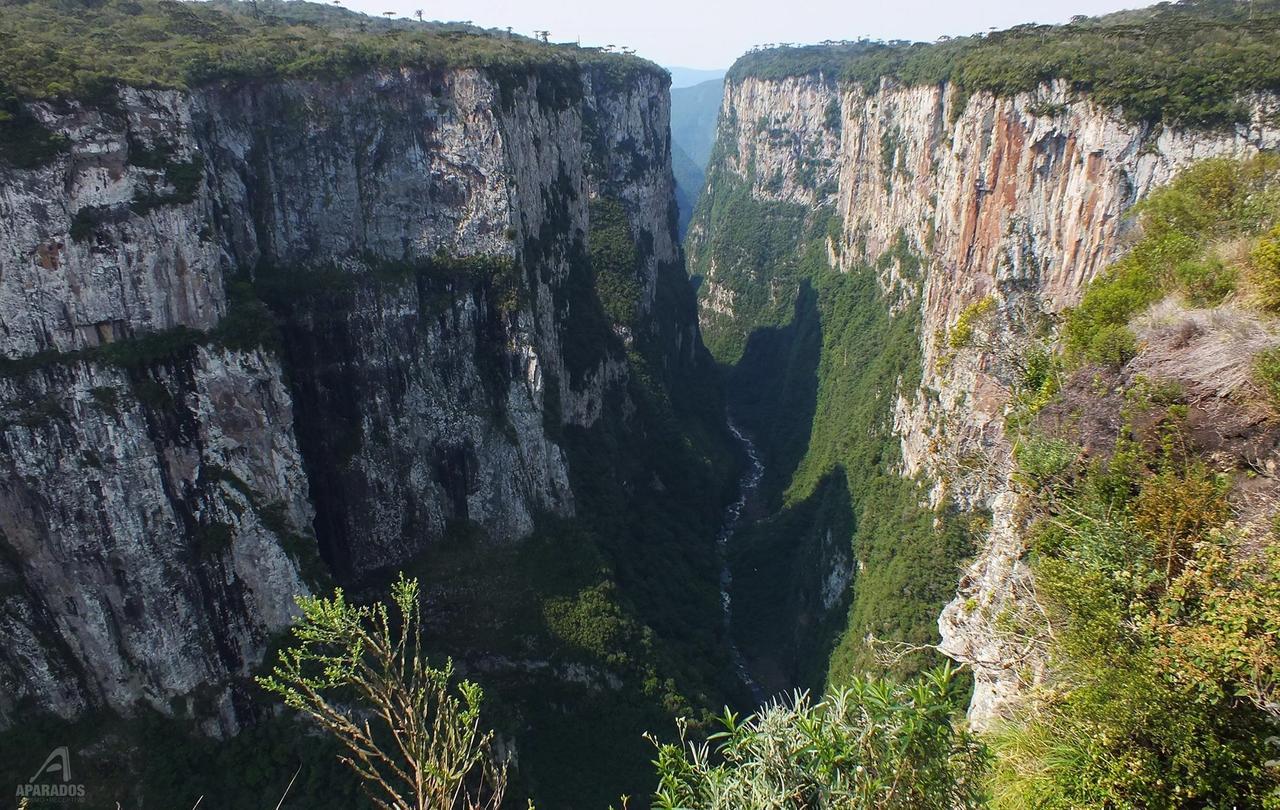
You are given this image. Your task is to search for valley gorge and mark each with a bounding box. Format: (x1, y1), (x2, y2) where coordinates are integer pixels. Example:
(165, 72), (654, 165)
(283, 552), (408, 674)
(5, 0), (1280, 807)
(692, 57), (1280, 724)
(0, 14), (738, 803)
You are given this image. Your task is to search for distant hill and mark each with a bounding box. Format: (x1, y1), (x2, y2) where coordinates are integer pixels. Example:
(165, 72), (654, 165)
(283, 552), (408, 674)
(666, 66), (726, 89)
(669, 77), (724, 237)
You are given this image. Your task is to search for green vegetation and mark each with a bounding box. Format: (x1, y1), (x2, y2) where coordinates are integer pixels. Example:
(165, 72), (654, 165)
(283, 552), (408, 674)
(691, 168), (972, 692)
(991, 397), (1280, 807)
(729, 0), (1280, 127)
(947, 295), (995, 350)
(392, 518), (717, 807)
(259, 574), (508, 810)
(1255, 346), (1280, 408)
(0, 709), (369, 809)
(1063, 153), (1280, 364)
(687, 164), (810, 363)
(0, 0), (661, 103)
(588, 197), (643, 325)
(1254, 223), (1280, 311)
(984, 154), (1280, 808)
(652, 665), (987, 809)
(0, 85), (67, 168)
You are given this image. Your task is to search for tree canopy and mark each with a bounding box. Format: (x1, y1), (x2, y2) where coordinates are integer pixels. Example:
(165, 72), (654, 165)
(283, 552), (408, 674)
(0, 0), (663, 102)
(729, 0), (1280, 127)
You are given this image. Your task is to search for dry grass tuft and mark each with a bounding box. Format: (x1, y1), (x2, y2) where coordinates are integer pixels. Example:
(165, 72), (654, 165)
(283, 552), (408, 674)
(1131, 299), (1280, 405)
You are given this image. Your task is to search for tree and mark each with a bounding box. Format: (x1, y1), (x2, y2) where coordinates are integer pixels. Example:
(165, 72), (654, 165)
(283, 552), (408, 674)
(651, 664), (988, 809)
(259, 574), (508, 810)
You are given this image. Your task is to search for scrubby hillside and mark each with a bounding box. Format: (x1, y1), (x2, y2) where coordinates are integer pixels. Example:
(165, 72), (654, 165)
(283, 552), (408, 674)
(968, 154), (1280, 807)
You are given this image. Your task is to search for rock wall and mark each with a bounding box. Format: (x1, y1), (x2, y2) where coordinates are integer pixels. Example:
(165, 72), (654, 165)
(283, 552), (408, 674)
(698, 70), (1280, 726)
(0, 61), (681, 729)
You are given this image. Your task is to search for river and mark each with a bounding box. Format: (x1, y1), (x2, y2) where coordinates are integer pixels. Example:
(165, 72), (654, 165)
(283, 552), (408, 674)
(719, 417), (768, 705)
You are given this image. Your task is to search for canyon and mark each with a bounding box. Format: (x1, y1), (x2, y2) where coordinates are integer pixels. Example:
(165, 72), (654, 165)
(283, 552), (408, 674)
(0, 23), (734, 801)
(3, 0), (1280, 806)
(692, 61), (1280, 725)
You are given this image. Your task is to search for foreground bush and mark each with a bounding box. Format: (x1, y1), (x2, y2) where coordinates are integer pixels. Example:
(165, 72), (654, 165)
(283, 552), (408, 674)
(259, 574), (507, 810)
(991, 414), (1280, 807)
(651, 664), (987, 809)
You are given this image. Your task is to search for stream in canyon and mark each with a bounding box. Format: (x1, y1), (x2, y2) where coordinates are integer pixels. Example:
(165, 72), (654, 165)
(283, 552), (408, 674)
(719, 417), (768, 705)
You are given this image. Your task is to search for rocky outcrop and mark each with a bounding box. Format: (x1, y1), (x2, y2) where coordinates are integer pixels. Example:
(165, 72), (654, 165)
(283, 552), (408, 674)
(0, 59), (681, 729)
(699, 69), (1280, 726)
(0, 346), (311, 732)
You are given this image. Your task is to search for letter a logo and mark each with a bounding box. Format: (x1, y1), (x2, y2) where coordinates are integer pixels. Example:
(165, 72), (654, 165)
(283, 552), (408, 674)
(30, 746), (71, 783)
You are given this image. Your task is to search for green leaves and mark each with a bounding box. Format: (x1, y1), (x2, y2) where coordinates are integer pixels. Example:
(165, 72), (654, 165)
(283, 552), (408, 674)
(257, 574), (508, 810)
(651, 664), (987, 809)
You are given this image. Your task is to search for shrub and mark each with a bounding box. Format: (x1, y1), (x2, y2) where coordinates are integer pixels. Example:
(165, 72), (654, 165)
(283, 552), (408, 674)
(259, 574), (509, 810)
(993, 404), (1280, 808)
(1253, 225), (1280, 312)
(651, 664), (988, 810)
(69, 206), (111, 242)
(1253, 347), (1280, 408)
(1173, 255), (1237, 306)
(947, 296), (995, 350)
(1005, 347), (1062, 430)
(1013, 435), (1078, 484)
(0, 85), (68, 168)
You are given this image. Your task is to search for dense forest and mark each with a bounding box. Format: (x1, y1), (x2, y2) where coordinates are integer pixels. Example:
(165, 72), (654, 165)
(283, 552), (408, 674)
(729, 0), (1280, 126)
(0, 0), (658, 101)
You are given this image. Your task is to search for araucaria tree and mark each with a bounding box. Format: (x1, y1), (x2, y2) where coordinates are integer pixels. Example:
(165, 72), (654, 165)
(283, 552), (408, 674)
(259, 574), (508, 810)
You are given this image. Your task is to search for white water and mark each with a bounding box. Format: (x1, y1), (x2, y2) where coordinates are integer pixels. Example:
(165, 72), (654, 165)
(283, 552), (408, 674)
(719, 417), (767, 705)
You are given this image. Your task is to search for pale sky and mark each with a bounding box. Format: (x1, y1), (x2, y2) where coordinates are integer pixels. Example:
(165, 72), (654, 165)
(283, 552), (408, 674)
(335, 0), (1145, 69)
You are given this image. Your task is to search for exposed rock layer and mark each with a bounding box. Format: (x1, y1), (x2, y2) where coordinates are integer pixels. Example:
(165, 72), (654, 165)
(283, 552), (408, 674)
(697, 71), (1280, 726)
(0, 64), (681, 729)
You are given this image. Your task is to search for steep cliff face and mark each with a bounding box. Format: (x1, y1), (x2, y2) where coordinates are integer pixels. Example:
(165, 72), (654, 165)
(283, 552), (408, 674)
(0, 345), (311, 732)
(0, 58), (694, 736)
(693, 69), (1280, 722)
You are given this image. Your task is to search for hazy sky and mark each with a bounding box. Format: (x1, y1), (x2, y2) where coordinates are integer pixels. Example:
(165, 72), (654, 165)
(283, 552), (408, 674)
(336, 0), (1145, 69)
